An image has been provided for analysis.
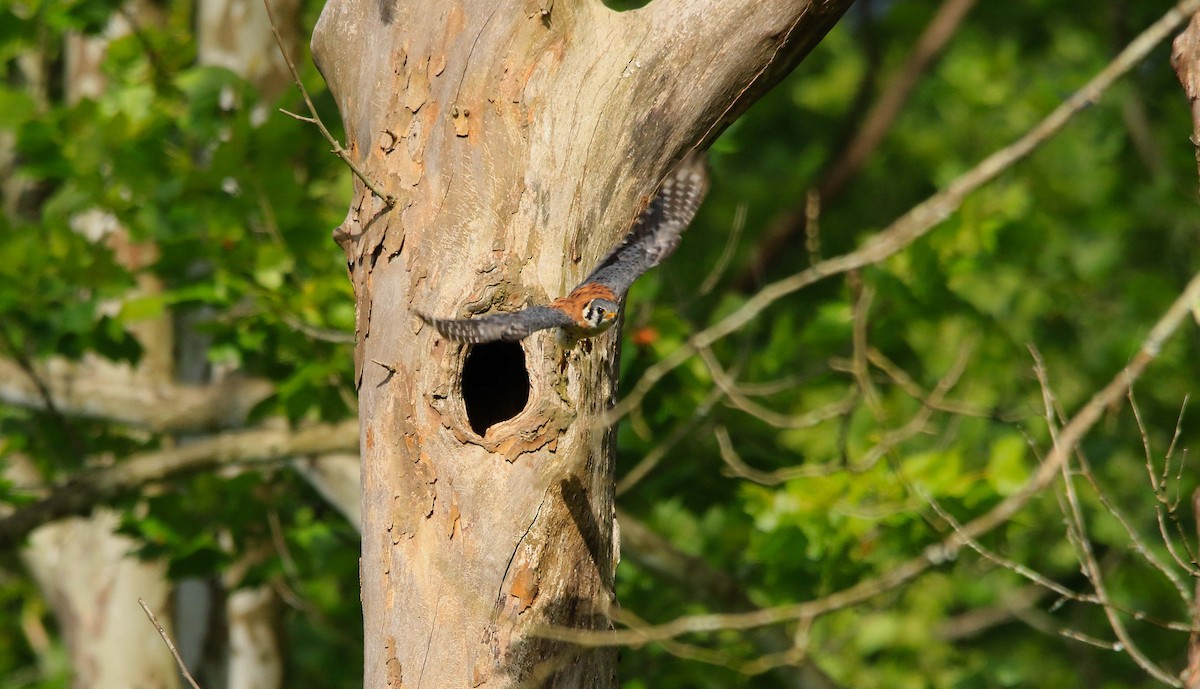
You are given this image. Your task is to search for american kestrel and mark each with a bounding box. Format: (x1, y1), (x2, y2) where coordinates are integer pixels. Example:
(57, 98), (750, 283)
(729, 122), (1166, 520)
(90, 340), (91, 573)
(419, 152), (710, 347)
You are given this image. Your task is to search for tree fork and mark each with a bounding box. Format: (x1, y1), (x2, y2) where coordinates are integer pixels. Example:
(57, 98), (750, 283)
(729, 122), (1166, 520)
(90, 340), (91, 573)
(310, 0), (851, 685)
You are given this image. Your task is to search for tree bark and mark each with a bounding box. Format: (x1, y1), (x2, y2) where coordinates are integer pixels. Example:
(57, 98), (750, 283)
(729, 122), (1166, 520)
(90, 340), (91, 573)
(1184, 488), (1200, 689)
(310, 1), (851, 686)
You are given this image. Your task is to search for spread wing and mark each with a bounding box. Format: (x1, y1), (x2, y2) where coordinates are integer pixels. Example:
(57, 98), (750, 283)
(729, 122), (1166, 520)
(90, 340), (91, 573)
(418, 306), (574, 343)
(582, 150), (710, 296)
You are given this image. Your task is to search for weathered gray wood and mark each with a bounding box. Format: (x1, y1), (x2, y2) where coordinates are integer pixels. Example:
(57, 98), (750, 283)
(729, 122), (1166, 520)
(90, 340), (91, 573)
(310, 1), (851, 686)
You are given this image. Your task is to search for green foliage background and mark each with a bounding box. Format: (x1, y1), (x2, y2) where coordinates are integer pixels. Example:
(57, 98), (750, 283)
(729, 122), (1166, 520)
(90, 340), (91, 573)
(2, 0), (1199, 687)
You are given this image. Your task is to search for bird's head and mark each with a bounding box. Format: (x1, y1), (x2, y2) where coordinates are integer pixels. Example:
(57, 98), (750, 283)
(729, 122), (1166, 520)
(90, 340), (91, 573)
(582, 297), (619, 331)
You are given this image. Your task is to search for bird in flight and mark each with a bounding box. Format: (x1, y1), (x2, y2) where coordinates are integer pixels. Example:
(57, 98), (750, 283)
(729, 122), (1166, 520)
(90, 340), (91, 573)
(419, 152), (710, 347)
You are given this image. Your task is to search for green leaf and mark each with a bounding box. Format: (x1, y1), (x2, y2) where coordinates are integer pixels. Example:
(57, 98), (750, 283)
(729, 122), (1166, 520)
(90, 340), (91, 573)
(986, 433), (1028, 496)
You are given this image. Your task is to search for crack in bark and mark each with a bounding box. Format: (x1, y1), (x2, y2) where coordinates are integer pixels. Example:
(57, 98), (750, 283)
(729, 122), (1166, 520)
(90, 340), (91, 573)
(417, 594), (443, 689)
(497, 490), (548, 607)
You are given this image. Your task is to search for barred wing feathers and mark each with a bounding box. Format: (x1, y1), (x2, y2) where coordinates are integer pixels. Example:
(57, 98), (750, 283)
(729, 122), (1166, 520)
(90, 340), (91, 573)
(418, 306), (574, 344)
(582, 152), (710, 296)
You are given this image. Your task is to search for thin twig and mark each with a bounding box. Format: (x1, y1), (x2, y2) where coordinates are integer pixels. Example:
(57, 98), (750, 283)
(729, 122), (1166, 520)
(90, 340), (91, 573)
(1037, 355), (1182, 687)
(921, 484), (1190, 632)
(1043, 380), (1196, 595)
(0, 324), (87, 461)
(920, 485), (1099, 606)
(616, 384), (726, 496)
(716, 344), (969, 484)
(698, 345), (857, 430)
(866, 347), (991, 418)
(138, 598), (204, 689)
(849, 279), (882, 417)
(261, 0), (395, 207)
(1074, 433), (1195, 599)
(698, 203), (747, 296)
(600, 0), (1200, 429)
(1134, 392), (1200, 574)
(1060, 628), (1124, 651)
(1142, 391), (1200, 576)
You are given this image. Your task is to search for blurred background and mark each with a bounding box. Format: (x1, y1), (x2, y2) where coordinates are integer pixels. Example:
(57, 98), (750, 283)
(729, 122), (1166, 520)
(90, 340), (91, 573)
(1, 0), (1199, 687)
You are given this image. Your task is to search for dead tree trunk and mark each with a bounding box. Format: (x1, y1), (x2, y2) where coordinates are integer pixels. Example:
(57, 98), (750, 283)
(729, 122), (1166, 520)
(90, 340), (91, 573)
(310, 1), (851, 686)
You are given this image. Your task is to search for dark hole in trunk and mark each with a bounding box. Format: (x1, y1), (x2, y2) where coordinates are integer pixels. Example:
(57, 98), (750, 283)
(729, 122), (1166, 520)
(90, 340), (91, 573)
(461, 341), (530, 435)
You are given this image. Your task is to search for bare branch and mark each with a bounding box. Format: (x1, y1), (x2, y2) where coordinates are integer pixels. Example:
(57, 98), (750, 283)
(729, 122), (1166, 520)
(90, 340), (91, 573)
(935, 586), (1051, 641)
(0, 420), (359, 547)
(822, 0), (978, 199)
(1136, 393), (1200, 575)
(139, 598), (204, 689)
(616, 384), (725, 496)
(717, 345), (970, 484)
(1060, 628), (1125, 652)
(0, 356), (274, 433)
(920, 486), (1099, 607)
(1074, 432), (1195, 600)
(698, 345), (857, 431)
(616, 511), (841, 688)
(866, 347), (991, 419)
(1045, 360), (1181, 686)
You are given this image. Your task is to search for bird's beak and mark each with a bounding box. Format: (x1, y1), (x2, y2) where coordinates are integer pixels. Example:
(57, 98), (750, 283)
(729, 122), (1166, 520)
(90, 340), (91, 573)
(604, 312), (617, 321)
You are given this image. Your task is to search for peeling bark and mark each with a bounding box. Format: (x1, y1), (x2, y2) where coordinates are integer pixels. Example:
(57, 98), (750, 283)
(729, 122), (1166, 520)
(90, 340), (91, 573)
(310, 0), (851, 686)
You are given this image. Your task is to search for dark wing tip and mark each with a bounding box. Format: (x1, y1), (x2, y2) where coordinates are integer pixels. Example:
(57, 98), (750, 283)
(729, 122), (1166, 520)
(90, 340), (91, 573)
(416, 310), (484, 343)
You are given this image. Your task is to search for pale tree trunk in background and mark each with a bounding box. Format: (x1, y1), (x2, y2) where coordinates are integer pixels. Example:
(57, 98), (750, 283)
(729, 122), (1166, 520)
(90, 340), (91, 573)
(7, 457), (180, 689)
(198, 0), (300, 106)
(310, 0), (851, 686)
